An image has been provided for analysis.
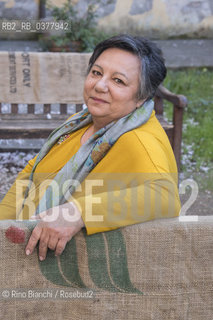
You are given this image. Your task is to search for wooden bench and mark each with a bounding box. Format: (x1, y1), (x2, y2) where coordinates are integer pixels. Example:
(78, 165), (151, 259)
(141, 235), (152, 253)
(0, 52), (187, 169)
(0, 87), (187, 169)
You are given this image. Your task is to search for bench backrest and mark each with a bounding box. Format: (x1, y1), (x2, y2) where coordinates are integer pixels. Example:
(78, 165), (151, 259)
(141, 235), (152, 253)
(0, 52), (187, 168)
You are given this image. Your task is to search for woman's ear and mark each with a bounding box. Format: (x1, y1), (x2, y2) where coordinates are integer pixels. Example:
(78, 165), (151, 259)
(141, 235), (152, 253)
(136, 99), (146, 109)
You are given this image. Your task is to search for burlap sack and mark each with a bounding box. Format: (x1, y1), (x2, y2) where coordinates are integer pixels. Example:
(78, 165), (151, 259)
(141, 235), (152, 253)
(0, 217), (213, 319)
(0, 52), (91, 104)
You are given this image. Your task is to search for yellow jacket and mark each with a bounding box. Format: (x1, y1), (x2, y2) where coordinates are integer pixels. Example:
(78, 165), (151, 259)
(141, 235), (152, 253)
(0, 111), (180, 234)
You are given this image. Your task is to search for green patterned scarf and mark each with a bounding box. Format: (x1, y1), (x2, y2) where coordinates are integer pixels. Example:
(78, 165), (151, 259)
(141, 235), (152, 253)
(24, 100), (154, 215)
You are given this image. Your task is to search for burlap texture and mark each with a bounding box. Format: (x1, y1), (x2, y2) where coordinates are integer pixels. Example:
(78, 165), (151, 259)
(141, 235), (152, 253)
(0, 52), (91, 104)
(0, 217), (213, 319)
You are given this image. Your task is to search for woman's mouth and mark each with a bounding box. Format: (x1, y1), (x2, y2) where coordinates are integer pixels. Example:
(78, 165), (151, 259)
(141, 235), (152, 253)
(91, 97), (108, 103)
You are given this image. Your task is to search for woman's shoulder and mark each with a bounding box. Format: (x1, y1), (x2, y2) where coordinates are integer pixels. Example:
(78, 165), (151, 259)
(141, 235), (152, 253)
(134, 113), (171, 147)
(117, 113), (177, 172)
(120, 112), (168, 148)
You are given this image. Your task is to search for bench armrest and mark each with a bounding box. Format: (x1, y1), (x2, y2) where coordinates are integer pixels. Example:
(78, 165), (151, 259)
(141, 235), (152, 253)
(154, 84), (188, 170)
(155, 84), (188, 109)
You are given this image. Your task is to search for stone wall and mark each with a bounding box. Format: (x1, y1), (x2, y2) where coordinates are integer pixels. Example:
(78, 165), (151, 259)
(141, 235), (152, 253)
(49, 0), (213, 38)
(97, 0), (213, 38)
(0, 0), (213, 39)
(0, 0), (39, 39)
(0, 0), (39, 19)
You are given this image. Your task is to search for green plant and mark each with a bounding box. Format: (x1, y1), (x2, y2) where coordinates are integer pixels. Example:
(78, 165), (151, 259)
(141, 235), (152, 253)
(40, 0), (111, 52)
(163, 68), (213, 176)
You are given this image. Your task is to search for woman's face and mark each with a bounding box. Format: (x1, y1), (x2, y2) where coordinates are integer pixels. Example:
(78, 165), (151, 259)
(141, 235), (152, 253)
(83, 48), (143, 126)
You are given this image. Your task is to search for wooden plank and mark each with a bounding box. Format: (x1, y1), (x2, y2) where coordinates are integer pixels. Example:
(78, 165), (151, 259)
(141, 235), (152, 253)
(0, 115), (173, 139)
(0, 119), (67, 139)
(0, 118), (62, 138)
(0, 117), (172, 129)
(156, 115), (173, 130)
(60, 104), (67, 114)
(0, 139), (44, 151)
(76, 104), (83, 113)
(43, 104), (51, 114)
(172, 105), (184, 170)
(28, 104), (35, 114)
(11, 104), (18, 114)
(0, 129), (53, 139)
(0, 120), (66, 129)
(156, 84), (187, 108)
(0, 114), (69, 120)
(154, 96), (164, 115)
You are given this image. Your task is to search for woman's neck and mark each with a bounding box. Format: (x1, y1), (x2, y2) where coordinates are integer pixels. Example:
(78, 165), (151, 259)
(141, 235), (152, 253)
(80, 117), (112, 145)
(80, 124), (96, 145)
(92, 116), (113, 132)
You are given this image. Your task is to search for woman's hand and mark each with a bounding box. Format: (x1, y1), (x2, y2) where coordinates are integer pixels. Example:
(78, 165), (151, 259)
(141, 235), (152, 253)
(25, 202), (84, 261)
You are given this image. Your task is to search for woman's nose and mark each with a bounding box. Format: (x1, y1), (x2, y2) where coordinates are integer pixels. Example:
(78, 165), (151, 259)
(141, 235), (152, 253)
(94, 77), (108, 92)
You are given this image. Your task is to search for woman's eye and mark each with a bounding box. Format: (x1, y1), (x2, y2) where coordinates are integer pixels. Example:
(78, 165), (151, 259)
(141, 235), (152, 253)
(114, 78), (125, 85)
(92, 70), (101, 76)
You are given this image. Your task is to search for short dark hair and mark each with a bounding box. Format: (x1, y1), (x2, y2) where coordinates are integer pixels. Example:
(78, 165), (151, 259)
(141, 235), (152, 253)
(88, 34), (167, 101)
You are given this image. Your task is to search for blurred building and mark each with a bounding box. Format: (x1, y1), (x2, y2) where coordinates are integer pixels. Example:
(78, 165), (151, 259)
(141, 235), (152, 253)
(0, 0), (212, 39)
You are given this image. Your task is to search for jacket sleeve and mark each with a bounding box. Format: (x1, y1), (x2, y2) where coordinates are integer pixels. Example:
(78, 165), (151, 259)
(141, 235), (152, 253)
(74, 175), (180, 235)
(71, 130), (180, 235)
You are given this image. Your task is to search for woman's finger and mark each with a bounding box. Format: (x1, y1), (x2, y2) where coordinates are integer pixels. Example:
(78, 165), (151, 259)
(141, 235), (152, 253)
(25, 224), (42, 256)
(48, 235), (58, 251)
(38, 229), (50, 261)
(55, 238), (68, 256)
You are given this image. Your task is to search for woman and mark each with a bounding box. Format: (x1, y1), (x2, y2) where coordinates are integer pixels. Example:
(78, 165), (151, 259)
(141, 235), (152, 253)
(0, 34), (180, 261)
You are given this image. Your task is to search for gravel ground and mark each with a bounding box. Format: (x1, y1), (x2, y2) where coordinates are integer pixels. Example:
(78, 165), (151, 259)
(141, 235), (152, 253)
(0, 151), (37, 201)
(0, 151), (212, 216)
